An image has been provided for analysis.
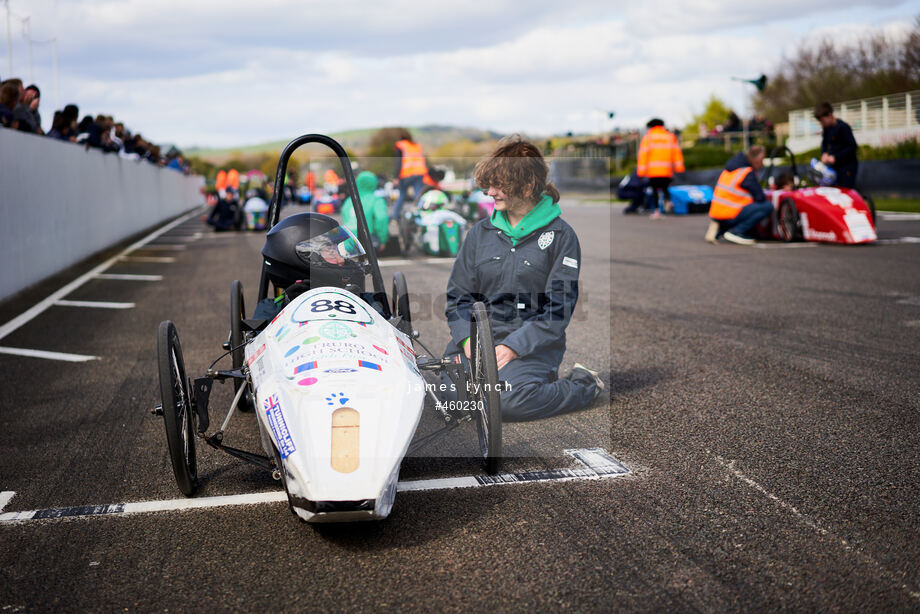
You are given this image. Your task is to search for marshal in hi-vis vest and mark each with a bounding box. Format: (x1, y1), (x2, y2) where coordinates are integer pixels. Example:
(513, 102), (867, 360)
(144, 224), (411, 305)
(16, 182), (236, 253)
(637, 127), (685, 178)
(709, 166), (754, 220)
(395, 140), (427, 178)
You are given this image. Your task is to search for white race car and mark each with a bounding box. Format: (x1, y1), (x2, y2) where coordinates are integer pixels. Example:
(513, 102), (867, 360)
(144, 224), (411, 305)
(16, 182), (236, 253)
(155, 134), (502, 523)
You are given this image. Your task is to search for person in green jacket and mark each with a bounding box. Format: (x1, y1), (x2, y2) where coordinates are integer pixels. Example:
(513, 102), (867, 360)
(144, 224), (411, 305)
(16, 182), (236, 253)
(342, 170), (390, 252)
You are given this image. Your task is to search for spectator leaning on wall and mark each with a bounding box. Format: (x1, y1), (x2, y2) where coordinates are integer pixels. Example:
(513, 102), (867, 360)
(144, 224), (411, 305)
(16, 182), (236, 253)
(14, 84), (43, 134)
(0, 82), (19, 129)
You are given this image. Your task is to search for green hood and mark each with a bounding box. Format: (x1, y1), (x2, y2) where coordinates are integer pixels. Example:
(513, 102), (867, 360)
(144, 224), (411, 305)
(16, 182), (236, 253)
(490, 194), (561, 245)
(355, 170), (378, 197)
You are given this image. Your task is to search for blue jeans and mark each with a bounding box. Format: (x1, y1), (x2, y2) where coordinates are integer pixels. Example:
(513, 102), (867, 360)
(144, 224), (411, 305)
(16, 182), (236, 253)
(393, 174), (425, 220)
(724, 201), (773, 238)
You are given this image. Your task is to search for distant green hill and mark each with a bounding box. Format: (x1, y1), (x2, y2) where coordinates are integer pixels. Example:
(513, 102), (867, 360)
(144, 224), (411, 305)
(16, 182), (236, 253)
(186, 125), (505, 161)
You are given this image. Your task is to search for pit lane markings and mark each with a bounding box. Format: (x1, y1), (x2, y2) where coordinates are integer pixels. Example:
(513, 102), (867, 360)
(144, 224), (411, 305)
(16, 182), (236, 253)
(874, 237), (920, 245)
(137, 244), (186, 251)
(752, 243), (818, 249)
(880, 213), (920, 221)
(94, 273), (163, 281)
(711, 452), (920, 603)
(0, 346), (98, 362)
(118, 255), (177, 263)
(54, 300), (136, 309)
(0, 209), (200, 362)
(0, 449), (629, 524)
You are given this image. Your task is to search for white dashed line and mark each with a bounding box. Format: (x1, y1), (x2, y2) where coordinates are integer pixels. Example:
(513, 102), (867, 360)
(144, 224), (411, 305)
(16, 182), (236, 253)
(94, 274), (163, 281)
(874, 237), (920, 245)
(752, 243), (819, 249)
(54, 300), (136, 309)
(880, 213), (920, 221)
(118, 256), (177, 263)
(140, 244), (187, 251)
(0, 347), (97, 362)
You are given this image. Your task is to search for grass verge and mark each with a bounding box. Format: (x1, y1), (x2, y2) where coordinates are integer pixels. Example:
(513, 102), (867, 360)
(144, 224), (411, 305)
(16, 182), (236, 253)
(873, 197), (920, 213)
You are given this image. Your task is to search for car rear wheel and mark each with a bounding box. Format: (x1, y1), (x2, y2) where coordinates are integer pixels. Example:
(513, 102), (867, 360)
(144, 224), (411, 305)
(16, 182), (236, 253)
(470, 302), (502, 475)
(157, 320), (198, 496)
(777, 198), (802, 242)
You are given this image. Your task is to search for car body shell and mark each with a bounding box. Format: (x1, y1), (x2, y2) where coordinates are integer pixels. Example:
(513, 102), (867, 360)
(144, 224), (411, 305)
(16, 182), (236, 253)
(245, 286), (425, 522)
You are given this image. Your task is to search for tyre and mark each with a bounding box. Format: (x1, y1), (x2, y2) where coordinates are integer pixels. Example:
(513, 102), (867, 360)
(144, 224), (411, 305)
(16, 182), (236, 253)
(157, 320), (198, 496)
(863, 194), (877, 226)
(391, 272), (411, 335)
(469, 302), (502, 474)
(777, 198), (802, 242)
(230, 281), (253, 412)
(398, 212), (415, 257)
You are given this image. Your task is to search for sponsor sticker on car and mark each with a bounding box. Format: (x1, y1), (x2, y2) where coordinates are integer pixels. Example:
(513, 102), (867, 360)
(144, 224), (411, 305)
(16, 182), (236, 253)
(263, 393), (296, 458)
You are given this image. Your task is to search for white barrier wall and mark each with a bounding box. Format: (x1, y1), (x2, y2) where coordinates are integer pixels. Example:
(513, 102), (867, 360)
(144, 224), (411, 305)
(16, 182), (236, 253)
(0, 128), (203, 300)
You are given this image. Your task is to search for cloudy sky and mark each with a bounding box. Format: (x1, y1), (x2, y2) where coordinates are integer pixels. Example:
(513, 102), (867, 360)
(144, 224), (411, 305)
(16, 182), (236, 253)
(4, 0), (919, 148)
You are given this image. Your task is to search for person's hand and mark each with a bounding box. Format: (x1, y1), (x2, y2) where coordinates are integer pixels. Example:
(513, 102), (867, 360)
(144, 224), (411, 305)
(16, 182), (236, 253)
(22, 90), (35, 105)
(495, 344), (518, 370)
(826, 154), (835, 165)
(821, 153), (831, 164)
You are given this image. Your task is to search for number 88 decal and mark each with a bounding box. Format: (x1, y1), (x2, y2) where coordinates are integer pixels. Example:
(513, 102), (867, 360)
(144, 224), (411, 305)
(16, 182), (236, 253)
(310, 298), (357, 315)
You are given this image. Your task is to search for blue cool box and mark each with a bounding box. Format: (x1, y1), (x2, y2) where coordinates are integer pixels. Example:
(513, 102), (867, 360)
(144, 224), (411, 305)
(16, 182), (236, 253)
(668, 185), (713, 215)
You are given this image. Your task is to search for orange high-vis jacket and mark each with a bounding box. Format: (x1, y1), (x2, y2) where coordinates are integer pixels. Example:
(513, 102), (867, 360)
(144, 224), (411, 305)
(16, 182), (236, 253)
(226, 168), (240, 189)
(395, 139), (427, 178)
(709, 167), (754, 220)
(637, 127), (685, 178)
(215, 170), (227, 191)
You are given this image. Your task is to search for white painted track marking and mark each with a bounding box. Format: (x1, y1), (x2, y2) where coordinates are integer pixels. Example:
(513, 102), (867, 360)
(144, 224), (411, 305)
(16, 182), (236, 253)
(0, 347), (97, 362)
(712, 452), (920, 603)
(875, 237), (920, 245)
(0, 449), (628, 524)
(880, 212), (920, 221)
(753, 243), (819, 249)
(54, 300), (135, 309)
(0, 491), (15, 512)
(94, 274), (163, 281)
(378, 258), (455, 267)
(118, 256), (176, 263)
(0, 209), (201, 343)
(140, 244), (186, 251)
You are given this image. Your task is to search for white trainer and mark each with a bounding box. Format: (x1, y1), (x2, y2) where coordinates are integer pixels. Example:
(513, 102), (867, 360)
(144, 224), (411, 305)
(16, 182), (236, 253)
(571, 363), (605, 400)
(704, 221), (719, 244)
(723, 231), (755, 246)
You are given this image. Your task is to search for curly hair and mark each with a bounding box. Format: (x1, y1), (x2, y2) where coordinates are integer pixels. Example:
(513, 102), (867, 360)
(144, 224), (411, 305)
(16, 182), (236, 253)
(474, 135), (560, 203)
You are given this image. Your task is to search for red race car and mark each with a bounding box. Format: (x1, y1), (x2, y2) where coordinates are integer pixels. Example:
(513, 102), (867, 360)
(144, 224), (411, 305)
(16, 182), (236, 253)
(759, 147), (877, 244)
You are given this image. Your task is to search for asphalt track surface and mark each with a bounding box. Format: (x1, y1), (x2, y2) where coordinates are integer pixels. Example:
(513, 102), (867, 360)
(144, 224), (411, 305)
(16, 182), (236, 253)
(1, 200), (919, 612)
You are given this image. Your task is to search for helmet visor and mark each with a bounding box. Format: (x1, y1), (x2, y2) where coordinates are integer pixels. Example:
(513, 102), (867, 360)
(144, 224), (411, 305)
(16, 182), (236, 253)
(295, 225), (366, 266)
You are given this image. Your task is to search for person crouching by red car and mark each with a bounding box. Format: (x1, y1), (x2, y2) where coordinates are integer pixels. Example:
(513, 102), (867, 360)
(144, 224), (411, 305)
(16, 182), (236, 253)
(704, 145), (773, 246)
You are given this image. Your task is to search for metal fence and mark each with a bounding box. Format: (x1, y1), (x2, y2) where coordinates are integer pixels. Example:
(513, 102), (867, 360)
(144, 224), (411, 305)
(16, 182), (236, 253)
(787, 90), (920, 152)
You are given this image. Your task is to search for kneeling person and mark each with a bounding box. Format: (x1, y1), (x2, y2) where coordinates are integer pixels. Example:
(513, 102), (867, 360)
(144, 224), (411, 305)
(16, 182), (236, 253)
(705, 145), (773, 245)
(443, 136), (604, 422)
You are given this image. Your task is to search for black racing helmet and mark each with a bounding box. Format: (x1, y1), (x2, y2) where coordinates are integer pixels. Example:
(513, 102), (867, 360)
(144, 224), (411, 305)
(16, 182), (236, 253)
(261, 213), (367, 292)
